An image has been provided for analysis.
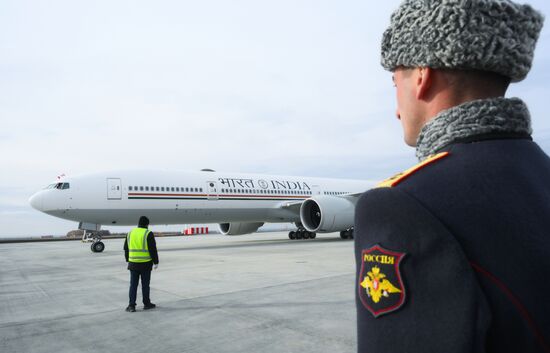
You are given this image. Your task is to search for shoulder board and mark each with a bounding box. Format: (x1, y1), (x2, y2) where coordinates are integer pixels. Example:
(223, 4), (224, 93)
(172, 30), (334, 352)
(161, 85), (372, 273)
(377, 152), (450, 188)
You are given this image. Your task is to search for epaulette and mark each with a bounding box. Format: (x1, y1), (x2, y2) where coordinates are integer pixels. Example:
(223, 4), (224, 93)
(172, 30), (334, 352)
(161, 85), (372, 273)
(377, 152), (450, 188)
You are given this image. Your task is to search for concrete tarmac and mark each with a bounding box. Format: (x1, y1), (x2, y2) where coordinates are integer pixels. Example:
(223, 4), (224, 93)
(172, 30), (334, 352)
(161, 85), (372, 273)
(0, 232), (357, 353)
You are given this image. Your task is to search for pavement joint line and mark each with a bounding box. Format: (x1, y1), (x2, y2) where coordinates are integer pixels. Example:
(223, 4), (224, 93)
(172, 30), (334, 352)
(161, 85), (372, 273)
(0, 272), (354, 330)
(151, 271), (355, 302)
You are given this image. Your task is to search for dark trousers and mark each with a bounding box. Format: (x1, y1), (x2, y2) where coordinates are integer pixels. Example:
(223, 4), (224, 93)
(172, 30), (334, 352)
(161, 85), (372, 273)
(129, 269), (152, 306)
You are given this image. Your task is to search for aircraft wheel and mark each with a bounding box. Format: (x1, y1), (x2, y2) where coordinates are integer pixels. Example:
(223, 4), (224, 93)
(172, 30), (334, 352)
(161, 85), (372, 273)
(296, 231), (303, 239)
(289, 231), (296, 240)
(303, 232), (310, 239)
(92, 241), (105, 253)
(340, 231), (348, 240)
(310, 232), (317, 239)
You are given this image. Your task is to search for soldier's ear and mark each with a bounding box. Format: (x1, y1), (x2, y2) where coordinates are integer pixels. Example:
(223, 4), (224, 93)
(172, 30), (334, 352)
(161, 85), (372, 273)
(415, 67), (433, 100)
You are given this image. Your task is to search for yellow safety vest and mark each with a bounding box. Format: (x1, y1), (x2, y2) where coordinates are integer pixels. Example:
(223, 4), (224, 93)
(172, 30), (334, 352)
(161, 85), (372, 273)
(127, 227), (152, 263)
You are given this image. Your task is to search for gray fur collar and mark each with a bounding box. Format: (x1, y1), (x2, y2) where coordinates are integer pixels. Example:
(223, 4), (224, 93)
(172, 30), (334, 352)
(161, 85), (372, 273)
(416, 97), (532, 161)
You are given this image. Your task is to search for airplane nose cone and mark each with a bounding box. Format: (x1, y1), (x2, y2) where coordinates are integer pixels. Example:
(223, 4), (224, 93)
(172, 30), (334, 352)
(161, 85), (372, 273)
(29, 192), (43, 211)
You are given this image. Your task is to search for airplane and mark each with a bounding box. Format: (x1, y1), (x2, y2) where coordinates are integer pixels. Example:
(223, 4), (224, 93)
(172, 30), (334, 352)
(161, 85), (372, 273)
(29, 169), (374, 252)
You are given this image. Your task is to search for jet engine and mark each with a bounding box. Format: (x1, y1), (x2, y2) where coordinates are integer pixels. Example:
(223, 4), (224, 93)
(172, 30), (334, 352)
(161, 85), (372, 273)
(218, 222), (264, 236)
(300, 196), (355, 233)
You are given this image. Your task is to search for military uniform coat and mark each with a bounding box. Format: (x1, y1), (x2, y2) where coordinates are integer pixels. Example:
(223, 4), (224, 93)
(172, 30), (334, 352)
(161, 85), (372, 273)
(355, 136), (550, 352)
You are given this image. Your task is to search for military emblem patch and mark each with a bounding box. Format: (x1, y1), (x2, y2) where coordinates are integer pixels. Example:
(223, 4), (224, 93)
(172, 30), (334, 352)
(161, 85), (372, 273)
(358, 245), (406, 318)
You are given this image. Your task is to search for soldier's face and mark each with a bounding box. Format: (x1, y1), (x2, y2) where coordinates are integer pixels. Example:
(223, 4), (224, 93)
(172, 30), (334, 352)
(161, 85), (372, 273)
(393, 68), (424, 146)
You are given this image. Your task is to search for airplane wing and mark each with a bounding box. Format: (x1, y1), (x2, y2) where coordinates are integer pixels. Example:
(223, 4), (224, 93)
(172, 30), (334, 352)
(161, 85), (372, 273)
(277, 192), (365, 212)
(279, 200), (303, 213)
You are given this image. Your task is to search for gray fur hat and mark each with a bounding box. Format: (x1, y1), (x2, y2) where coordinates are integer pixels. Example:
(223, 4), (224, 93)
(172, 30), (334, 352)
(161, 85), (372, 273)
(381, 0), (544, 82)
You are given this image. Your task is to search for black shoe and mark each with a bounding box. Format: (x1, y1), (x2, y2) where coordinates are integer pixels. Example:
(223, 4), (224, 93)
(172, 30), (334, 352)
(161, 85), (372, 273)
(125, 305), (136, 312)
(143, 303), (156, 310)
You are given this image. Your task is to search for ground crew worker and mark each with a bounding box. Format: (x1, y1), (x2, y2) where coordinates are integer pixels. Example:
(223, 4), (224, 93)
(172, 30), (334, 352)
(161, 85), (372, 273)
(124, 216), (159, 312)
(354, 1), (549, 352)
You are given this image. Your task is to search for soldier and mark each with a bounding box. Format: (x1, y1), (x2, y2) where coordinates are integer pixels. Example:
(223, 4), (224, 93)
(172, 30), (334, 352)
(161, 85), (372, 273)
(355, 0), (549, 352)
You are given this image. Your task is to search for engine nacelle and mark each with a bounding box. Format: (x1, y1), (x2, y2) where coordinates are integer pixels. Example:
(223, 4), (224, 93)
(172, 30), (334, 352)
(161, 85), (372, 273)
(300, 196), (355, 233)
(218, 222), (264, 236)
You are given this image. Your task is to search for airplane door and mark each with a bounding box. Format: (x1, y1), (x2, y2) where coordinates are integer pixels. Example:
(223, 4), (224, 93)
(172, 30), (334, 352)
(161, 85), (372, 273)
(107, 178), (122, 200)
(206, 181), (218, 200)
(311, 185), (321, 195)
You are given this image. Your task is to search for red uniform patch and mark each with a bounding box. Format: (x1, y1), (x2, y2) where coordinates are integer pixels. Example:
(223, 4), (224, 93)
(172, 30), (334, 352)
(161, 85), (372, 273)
(358, 245), (406, 318)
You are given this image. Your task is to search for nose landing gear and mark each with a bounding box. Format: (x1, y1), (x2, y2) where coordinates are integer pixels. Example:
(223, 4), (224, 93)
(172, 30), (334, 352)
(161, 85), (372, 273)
(82, 230), (105, 253)
(79, 223), (105, 253)
(91, 240), (105, 253)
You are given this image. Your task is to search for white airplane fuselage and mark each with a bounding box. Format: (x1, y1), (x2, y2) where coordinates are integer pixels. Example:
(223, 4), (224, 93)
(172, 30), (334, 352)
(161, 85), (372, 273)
(29, 170), (373, 230)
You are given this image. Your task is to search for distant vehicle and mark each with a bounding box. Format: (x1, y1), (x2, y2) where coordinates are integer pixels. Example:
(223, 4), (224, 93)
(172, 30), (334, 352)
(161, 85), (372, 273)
(29, 169), (373, 252)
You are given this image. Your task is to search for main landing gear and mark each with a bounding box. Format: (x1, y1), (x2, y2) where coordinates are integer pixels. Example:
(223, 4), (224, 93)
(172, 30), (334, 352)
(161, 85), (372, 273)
(340, 228), (354, 240)
(288, 228), (317, 240)
(82, 230), (105, 253)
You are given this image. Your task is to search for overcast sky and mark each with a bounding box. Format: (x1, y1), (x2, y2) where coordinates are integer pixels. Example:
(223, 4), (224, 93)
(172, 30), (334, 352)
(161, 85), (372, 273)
(1, 0), (549, 237)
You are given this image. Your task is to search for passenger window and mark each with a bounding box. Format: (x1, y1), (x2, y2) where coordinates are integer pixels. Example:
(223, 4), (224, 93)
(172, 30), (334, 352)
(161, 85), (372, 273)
(145, 187), (149, 191)
(185, 188), (189, 192)
(140, 186), (144, 191)
(161, 187), (165, 191)
(129, 186), (133, 191)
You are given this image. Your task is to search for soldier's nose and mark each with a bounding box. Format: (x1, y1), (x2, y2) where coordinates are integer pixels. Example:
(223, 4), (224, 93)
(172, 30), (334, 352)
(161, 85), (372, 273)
(396, 110), (401, 120)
